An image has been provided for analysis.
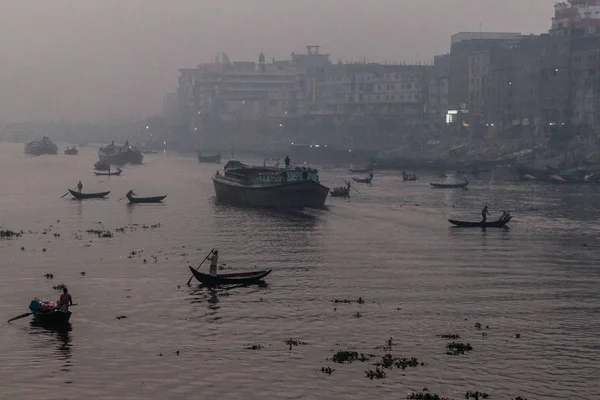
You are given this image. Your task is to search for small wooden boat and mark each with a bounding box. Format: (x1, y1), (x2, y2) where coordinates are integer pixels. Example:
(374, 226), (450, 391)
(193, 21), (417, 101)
(330, 186), (351, 197)
(352, 173), (373, 184)
(33, 310), (72, 325)
(430, 180), (469, 189)
(68, 189), (110, 199)
(126, 191), (166, 203)
(198, 152), (221, 163)
(448, 216), (512, 228)
(189, 266), (271, 286)
(94, 168), (122, 176)
(64, 147), (78, 155)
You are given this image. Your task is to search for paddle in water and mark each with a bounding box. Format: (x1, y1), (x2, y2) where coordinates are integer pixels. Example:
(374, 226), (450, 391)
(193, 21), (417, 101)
(187, 248), (214, 285)
(7, 312), (32, 323)
(61, 189), (75, 198)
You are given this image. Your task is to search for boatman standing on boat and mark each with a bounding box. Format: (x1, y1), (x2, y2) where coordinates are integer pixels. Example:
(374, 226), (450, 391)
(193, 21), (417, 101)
(208, 250), (219, 276)
(285, 156), (290, 168)
(77, 181), (83, 193)
(481, 205), (491, 223)
(58, 288), (73, 312)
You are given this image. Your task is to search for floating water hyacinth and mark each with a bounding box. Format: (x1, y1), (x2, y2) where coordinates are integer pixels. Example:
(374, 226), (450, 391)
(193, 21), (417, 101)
(446, 342), (473, 355)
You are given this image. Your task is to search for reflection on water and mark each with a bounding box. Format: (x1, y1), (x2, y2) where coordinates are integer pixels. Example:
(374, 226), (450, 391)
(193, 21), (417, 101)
(28, 321), (73, 372)
(0, 144), (599, 399)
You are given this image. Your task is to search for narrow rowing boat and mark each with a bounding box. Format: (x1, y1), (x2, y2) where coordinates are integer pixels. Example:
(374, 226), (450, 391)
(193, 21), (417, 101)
(94, 168), (122, 176)
(68, 189), (110, 199)
(448, 216), (512, 228)
(430, 181), (469, 189)
(33, 310), (72, 325)
(126, 193), (167, 203)
(188, 266), (271, 286)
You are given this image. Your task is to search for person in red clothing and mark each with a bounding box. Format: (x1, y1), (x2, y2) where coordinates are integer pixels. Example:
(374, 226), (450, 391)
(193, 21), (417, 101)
(58, 288), (73, 312)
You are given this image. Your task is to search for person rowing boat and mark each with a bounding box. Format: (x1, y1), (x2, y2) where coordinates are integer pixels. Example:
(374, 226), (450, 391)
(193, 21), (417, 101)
(57, 288), (73, 312)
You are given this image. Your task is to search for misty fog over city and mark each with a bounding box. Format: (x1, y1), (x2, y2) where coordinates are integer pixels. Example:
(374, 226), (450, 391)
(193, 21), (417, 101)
(1, 1), (599, 400)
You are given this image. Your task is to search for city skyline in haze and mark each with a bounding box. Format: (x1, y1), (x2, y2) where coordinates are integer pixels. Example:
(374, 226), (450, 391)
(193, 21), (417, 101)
(0, 0), (554, 123)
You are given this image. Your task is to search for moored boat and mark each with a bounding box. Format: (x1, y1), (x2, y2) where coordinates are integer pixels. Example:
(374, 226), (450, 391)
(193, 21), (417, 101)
(98, 141), (143, 165)
(25, 137), (58, 155)
(212, 160), (329, 209)
(198, 152), (221, 163)
(68, 189), (110, 199)
(188, 266), (271, 286)
(448, 216), (512, 228)
(125, 190), (166, 203)
(430, 180), (469, 189)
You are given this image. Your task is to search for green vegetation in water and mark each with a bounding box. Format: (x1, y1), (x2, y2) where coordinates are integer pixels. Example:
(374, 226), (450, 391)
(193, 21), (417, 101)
(0, 230), (23, 238)
(331, 350), (372, 364)
(446, 342), (473, 355)
(52, 284), (67, 291)
(513, 397), (528, 400)
(321, 366), (335, 375)
(407, 389), (452, 400)
(332, 297), (365, 304)
(465, 391), (490, 399)
(354, 311), (362, 318)
(86, 229), (113, 238)
(245, 344), (263, 350)
(365, 366), (386, 380)
(44, 273), (54, 279)
(285, 338), (308, 350)
(475, 322), (482, 329)
(438, 334), (461, 339)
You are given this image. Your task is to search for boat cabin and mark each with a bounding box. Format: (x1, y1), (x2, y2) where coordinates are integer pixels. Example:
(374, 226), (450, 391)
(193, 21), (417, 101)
(221, 160), (320, 185)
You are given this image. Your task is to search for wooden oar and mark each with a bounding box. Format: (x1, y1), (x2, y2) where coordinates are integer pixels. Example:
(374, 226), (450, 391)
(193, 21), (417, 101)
(61, 189), (74, 198)
(349, 183), (361, 194)
(187, 248), (214, 285)
(7, 312), (32, 323)
(117, 197), (126, 201)
(8, 303), (78, 323)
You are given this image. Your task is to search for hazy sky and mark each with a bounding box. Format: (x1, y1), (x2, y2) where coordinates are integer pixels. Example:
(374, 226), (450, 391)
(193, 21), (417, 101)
(0, 0), (554, 122)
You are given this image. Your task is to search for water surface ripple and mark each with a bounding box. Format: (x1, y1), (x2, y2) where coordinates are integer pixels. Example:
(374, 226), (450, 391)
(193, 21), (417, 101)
(0, 143), (598, 399)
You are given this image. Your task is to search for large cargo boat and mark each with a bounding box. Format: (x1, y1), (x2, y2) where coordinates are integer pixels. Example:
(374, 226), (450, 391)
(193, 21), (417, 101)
(24, 137), (58, 155)
(98, 141), (143, 165)
(213, 160), (329, 209)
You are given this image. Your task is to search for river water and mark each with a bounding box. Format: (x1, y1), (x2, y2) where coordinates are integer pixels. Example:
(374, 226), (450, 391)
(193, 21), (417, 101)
(0, 142), (598, 400)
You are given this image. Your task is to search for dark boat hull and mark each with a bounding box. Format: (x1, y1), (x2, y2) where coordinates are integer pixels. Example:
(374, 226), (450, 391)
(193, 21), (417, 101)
(127, 194), (167, 203)
(33, 310), (72, 325)
(448, 216), (512, 228)
(330, 190), (350, 197)
(64, 149), (79, 155)
(99, 151), (143, 165)
(94, 169), (122, 176)
(352, 177), (372, 183)
(430, 182), (469, 189)
(213, 177), (329, 209)
(198, 153), (221, 163)
(69, 189), (110, 199)
(189, 266), (271, 286)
